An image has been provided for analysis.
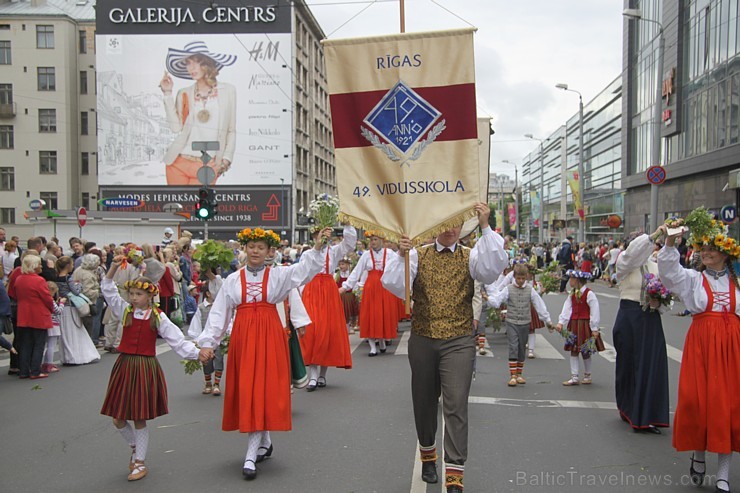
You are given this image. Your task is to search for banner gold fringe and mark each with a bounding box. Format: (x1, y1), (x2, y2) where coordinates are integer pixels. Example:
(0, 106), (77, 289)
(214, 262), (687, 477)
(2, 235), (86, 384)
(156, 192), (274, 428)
(339, 207), (478, 246)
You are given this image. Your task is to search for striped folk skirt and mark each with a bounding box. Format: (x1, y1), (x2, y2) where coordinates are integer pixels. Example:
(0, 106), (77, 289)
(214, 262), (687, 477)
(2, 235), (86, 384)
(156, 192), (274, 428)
(101, 354), (168, 421)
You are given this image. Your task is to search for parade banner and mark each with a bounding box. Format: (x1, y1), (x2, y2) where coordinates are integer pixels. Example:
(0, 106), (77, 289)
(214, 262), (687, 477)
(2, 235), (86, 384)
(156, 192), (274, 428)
(530, 191), (541, 227)
(567, 170), (585, 219)
(495, 209), (504, 233)
(323, 28), (479, 243)
(508, 202), (517, 230)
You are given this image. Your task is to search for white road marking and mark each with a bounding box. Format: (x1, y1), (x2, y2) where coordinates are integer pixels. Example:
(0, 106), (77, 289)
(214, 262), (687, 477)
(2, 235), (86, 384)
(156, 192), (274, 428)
(599, 340), (618, 363)
(395, 330), (411, 355)
(531, 334), (565, 360)
(666, 344), (683, 363)
(469, 395), (618, 410)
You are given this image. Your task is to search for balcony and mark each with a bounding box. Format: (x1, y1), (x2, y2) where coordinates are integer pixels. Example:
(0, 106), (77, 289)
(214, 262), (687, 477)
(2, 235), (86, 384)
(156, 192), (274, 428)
(0, 103), (16, 119)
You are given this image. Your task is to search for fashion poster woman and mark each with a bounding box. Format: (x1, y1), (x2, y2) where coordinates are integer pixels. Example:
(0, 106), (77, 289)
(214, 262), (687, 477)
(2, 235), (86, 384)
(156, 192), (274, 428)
(160, 41), (237, 185)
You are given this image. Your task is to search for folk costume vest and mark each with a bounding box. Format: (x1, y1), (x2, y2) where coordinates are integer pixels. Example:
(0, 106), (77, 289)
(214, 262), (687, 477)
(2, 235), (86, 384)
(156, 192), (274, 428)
(118, 308), (160, 356)
(412, 245), (474, 339)
(571, 288), (591, 320)
(506, 284), (532, 325)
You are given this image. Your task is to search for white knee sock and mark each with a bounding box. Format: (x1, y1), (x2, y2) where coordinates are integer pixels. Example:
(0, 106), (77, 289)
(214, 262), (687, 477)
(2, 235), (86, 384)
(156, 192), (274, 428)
(319, 366), (327, 378)
(379, 339), (387, 350)
(583, 357), (592, 374)
(116, 421), (135, 448)
(44, 336), (59, 365)
(569, 356), (580, 377)
(308, 365), (318, 382)
(260, 431), (272, 450)
(133, 426), (149, 462)
(717, 453), (732, 489)
(244, 432), (262, 469)
(527, 333), (536, 351)
(368, 339), (377, 353)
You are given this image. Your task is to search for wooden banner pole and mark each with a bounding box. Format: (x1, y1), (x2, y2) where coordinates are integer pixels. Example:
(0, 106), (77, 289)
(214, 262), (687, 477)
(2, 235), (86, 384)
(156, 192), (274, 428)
(400, 0), (406, 33)
(404, 249), (411, 314)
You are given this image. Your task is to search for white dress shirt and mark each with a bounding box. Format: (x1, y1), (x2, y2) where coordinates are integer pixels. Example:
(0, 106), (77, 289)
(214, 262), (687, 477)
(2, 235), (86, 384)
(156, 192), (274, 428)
(557, 286), (601, 331)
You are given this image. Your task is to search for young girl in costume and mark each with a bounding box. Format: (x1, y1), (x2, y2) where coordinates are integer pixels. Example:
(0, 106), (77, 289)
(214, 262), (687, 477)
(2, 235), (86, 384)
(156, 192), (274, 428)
(340, 231), (398, 356)
(336, 258), (358, 334)
(196, 226), (330, 480)
(100, 257), (202, 482)
(486, 263), (552, 386)
(299, 225), (356, 391)
(41, 281), (64, 374)
(555, 270), (601, 386)
(188, 281), (225, 396)
(658, 220), (740, 493)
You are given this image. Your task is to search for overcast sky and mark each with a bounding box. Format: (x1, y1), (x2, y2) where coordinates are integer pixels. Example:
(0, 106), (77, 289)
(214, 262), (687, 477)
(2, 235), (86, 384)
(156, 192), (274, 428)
(308, 0), (624, 180)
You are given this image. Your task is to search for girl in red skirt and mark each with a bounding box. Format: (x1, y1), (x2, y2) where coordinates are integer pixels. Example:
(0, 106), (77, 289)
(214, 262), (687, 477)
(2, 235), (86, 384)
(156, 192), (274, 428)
(556, 270), (601, 386)
(658, 223), (740, 492)
(336, 258), (358, 333)
(196, 227), (329, 480)
(100, 256), (203, 482)
(299, 225), (356, 391)
(340, 231), (399, 356)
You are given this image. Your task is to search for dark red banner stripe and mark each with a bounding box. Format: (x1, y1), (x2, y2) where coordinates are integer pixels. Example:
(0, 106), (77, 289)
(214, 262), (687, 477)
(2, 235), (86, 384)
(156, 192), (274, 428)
(330, 83), (477, 149)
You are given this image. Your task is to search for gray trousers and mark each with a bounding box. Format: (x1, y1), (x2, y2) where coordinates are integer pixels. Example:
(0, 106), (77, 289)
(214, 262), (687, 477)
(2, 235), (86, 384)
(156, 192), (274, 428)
(408, 332), (475, 466)
(506, 322), (530, 361)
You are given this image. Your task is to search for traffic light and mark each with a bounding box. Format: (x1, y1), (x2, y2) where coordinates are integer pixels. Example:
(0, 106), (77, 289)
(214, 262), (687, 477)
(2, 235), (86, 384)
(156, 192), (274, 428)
(196, 187), (218, 220)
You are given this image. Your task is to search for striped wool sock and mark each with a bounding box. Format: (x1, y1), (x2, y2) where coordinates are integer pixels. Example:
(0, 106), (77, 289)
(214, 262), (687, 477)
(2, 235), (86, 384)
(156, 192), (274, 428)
(516, 362), (525, 375)
(214, 371), (222, 386)
(508, 360), (518, 376)
(445, 464), (464, 489)
(419, 443), (437, 462)
(204, 374), (212, 383)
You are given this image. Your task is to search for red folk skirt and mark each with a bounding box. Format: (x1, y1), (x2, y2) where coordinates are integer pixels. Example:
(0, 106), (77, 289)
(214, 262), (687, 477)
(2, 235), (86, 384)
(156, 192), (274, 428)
(300, 274), (352, 369)
(223, 301), (292, 433)
(359, 270), (398, 340)
(340, 291), (359, 321)
(673, 312), (740, 453)
(529, 305), (545, 333)
(564, 318), (591, 355)
(101, 354), (168, 420)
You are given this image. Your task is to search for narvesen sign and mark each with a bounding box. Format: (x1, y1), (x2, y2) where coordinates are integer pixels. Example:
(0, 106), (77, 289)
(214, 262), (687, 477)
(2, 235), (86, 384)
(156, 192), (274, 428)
(98, 198), (146, 209)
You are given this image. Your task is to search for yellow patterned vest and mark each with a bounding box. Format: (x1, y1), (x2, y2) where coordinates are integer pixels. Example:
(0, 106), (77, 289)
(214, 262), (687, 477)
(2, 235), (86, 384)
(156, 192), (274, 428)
(412, 244), (474, 339)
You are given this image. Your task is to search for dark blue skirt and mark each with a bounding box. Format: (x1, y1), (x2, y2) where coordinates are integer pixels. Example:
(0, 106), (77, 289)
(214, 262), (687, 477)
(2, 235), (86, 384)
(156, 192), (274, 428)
(613, 300), (670, 429)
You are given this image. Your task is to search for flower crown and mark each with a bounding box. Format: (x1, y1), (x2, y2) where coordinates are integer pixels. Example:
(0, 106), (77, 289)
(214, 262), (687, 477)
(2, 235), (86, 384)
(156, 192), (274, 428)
(511, 258), (529, 265)
(237, 227), (281, 248)
(566, 269), (592, 280)
(124, 279), (159, 295)
(690, 219), (740, 258)
(364, 230), (384, 239)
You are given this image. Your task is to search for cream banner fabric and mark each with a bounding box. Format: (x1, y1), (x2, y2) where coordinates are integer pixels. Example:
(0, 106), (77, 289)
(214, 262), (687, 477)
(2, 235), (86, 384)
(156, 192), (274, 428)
(322, 28), (480, 243)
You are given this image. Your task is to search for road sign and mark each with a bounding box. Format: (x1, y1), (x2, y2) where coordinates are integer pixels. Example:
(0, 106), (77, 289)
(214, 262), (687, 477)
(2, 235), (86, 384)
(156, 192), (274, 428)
(646, 166), (667, 185)
(29, 199), (45, 211)
(98, 197), (144, 209)
(77, 207), (88, 227)
(162, 202), (183, 213)
(197, 165), (216, 186)
(720, 205), (737, 224)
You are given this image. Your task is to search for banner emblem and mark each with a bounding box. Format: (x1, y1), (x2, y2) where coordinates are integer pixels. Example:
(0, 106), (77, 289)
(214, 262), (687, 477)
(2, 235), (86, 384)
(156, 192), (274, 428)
(362, 80), (445, 165)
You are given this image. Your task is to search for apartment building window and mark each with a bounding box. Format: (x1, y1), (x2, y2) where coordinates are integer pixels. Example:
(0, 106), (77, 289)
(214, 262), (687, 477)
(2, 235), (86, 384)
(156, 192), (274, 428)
(37, 67), (55, 91)
(0, 167), (13, 190)
(79, 29), (87, 54)
(0, 208), (15, 224)
(81, 152), (89, 175)
(0, 41), (10, 64)
(80, 71), (87, 94)
(81, 192), (90, 209)
(36, 25), (54, 49)
(40, 191), (57, 209)
(81, 111), (88, 135)
(0, 84), (11, 104)
(39, 150), (57, 174)
(38, 109), (56, 132)
(0, 125), (12, 149)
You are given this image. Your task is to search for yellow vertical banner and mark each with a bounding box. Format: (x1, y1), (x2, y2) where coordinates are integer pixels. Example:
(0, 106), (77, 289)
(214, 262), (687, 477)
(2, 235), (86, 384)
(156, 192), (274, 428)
(567, 171), (585, 219)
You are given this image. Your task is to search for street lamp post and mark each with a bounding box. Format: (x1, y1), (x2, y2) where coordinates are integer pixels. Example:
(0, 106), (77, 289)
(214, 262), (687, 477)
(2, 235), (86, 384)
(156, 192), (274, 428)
(525, 134), (545, 243)
(555, 83), (585, 244)
(624, 7), (664, 232)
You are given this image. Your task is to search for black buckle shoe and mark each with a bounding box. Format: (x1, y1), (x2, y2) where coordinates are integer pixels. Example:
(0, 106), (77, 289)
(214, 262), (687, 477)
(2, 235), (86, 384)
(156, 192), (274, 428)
(690, 454), (705, 486)
(256, 445), (273, 464)
(242, 460), (257, 480)
(446, 485), (463, 493)
(306, 379), (318, 392)
(421, 462), (438, 483)
(715, 479), (730, 492)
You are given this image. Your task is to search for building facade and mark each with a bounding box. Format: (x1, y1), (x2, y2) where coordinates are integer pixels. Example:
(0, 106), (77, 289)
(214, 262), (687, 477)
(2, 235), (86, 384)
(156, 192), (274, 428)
(0, 0), (336, 242)
(622, 0), (740, 233)
(520, 75), (624, 244)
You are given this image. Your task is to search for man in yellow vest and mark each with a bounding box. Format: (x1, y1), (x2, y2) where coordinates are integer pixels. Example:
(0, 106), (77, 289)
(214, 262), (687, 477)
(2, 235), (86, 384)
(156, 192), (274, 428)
(382, 203), (508, 493)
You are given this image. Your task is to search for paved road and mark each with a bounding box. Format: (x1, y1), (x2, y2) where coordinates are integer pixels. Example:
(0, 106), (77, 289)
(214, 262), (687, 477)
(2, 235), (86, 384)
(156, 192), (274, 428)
(0, 281), (716, 492)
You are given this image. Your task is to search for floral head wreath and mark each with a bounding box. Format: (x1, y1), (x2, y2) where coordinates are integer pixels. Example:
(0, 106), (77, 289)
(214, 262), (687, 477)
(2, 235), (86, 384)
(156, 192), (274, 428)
(511, 258), (529, 266)
(124, 279), (159, 295)
(237, 227), (281, 248)
(364, 230), (384, 239)
(689, 219), (740, 258)
(566, 269), (592, 280)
